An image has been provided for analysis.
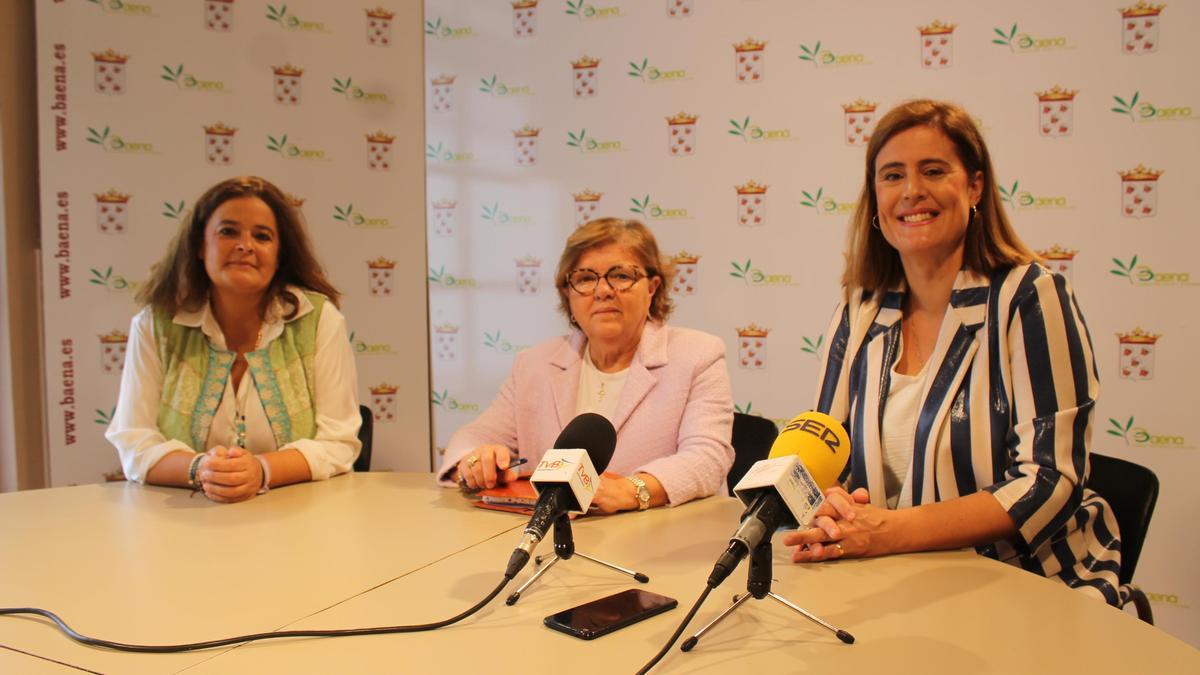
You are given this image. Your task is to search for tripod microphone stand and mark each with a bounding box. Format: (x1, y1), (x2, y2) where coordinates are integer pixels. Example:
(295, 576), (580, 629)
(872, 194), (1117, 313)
(506, 513), (650, 605)
(681, 541), (855, 651)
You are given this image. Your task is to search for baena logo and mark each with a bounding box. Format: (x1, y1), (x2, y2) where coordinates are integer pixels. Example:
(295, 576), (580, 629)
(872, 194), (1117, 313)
(728, 116), (793, 142)
(87, 0), (154, 16)
(332, 75), (391, 103)
(432, 389), (480, 413)
(1111, 90), (1196, 122)
(481, 202), (532, 225)
(89, 266), (141, 292)
(160, 63), (227, 92)
(629, 194), (689, 220)
(266, 132), (328, 161)
(1111, 254), (1197, 286)
(1107, 416), (1189, 448)
(627, 58), (688, 82)
(333, 203), (391, 228)
(349, 330), (394, 355)
(86, 125), (155, 153)
(566, 128), (623, 152)
(266, 4), (328, 32)
(426, 141), (474, 163)
(484, 330), (530, 354)
(730, 259), (797, 286)
(798, 40), (868, 67)
(998, 180), (1070, 210)
(565, 0), (622, 20)
(800, 187), (856, 215)
(428, 265), (478, 288)
(991, 22), (1073, 52)
(479, 74), (533, 97)
(424, 16), (473, 38)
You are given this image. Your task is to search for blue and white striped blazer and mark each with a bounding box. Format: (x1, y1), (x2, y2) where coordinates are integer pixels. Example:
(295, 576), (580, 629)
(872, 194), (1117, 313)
(815, 264), (1122, 604)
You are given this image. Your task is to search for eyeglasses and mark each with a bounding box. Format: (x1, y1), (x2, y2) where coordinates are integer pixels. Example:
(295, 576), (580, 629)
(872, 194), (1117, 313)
(565, 266), (649, 295)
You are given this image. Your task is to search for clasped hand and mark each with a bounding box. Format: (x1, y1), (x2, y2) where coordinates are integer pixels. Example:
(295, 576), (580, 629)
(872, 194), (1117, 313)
(782, 486), (882, 562)
(197, 446), (263, 503)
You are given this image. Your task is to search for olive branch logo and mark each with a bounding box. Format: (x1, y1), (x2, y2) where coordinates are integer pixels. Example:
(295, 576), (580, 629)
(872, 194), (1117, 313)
(86, 126), (111, 150)
(160, 64), (185, 87)
(566, 129), (589, 150)
(730, 259), (753, 283)
(332, 76), (358, 99)
(431, 389), (448, 407)
(95, 406), (116, 426)
(484, 330), (515, 352)
(801, 335), (825, 355)
(998, 180), (1020, 206)
(333, 204), (354, 224)
(162, 200), (186, 220)
(1110, 255), (1138, 284)
(628, 58), (648, 81)
(629, 195), (650, 215)
(479, 74), (498, 94)
(800, 188), (825, 209)
(428, 266), (446, 284)
(1111, 91), (1140, 121)
(424, 17), (443, 35)
(798, 41), (822, 65)
(266, 4), (296, 28)
(565, 0), (587, 17)
(426, 142), (443, 159)
(728, 116), (752, 141)
(1107, 416), (1134, 443)
(992, 23), (1018, 50)
(266, 133), (289, 155)
(734, 402), (757, 415)
(89, 266), (129, 290)
(481, 203), (500, 222)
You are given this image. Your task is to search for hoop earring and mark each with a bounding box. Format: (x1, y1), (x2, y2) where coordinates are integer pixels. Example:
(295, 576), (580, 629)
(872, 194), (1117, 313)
(871, 215), (880, 229)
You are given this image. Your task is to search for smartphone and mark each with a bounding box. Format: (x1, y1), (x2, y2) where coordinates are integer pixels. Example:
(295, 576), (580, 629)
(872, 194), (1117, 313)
(543, 589), (678, 640)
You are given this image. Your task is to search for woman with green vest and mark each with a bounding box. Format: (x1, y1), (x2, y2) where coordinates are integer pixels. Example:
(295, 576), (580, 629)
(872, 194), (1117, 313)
(106, 176), (362, 502)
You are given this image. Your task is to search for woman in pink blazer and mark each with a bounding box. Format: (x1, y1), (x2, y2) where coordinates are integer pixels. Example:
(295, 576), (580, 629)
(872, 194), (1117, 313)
(440, 218), (734, 513)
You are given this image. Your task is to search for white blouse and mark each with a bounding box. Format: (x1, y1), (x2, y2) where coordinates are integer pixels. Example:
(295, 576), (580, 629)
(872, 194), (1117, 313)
(880, 338), (930, 509)
(106, 290), (361, 483)
(574, 347), (629, 423)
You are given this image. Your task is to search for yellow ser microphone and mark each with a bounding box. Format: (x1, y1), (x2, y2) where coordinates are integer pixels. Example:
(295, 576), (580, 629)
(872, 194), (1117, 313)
(767, 410), (851, 491)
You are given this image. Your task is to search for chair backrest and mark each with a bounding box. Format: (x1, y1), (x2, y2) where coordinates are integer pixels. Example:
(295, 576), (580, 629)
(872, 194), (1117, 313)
(727, 413), (779, 493)
(1087, 453), (1159, 585)
(353, 404), (373, 472)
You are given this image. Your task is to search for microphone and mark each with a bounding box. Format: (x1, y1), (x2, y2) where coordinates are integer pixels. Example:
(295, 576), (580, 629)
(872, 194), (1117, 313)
(504, 413), (617, 578)
(707, 411), (851, 587)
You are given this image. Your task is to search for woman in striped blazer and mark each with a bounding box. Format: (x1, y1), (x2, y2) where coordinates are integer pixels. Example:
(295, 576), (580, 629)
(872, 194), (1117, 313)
(783, 100), (1123, 605)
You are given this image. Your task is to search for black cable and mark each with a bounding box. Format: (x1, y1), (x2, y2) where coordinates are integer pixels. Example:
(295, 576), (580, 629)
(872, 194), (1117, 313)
(635, 583), (713, 675)
(0, 573), (513, 654)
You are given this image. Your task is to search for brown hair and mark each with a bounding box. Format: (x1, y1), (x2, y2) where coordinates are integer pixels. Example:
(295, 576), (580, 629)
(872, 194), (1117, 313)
(137, 175), (340, 318)
(554, 218), (674, 324)
(843, 99), (1037, 291)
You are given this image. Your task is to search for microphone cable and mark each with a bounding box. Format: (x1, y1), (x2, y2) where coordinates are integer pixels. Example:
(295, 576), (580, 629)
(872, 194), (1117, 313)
(635, 583), (714, 675)
(0, 573), (515, 653)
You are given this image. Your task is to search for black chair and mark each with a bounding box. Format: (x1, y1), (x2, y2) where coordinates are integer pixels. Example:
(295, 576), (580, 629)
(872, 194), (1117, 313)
(353, 404), (373, 472)
(727, 413), (779, 493)
(1087, 452), (1159, 623)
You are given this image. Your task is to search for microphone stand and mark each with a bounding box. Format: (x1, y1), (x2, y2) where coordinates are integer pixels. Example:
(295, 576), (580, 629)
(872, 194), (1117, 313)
(680, 542), (855, 651)
(506, 513), (650, 605)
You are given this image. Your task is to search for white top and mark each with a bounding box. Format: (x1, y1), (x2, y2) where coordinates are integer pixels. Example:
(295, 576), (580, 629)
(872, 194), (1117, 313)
(106, 289), (362, 483)
(574, 346), (629, 423)
(881, 339), (929, 509)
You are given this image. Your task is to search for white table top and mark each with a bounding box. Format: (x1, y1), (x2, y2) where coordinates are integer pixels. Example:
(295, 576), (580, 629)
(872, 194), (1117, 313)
(2, 473), (1196, 674)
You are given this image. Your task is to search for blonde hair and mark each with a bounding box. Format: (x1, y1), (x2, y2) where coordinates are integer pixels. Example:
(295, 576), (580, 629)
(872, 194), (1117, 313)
(843, 99), (1037, 291)
(554, 218), (674, 324)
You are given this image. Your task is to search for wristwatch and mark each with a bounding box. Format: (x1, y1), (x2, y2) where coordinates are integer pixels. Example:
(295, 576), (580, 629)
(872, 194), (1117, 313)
(627, 475), (650, 511)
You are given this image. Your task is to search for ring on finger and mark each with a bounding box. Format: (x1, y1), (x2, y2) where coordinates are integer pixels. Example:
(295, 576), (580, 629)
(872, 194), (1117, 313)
(832, 542), (844, 554)
(465, 455), (480, 468)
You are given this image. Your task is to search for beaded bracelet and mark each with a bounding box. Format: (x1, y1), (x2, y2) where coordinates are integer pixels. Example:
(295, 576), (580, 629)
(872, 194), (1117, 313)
(187, 453), (205, 489)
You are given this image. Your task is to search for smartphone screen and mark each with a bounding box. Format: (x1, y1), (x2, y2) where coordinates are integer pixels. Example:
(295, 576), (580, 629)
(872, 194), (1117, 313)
(544, 589), (678, 640)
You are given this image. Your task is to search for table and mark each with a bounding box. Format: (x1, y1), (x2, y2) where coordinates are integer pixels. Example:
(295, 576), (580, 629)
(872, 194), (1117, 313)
(2, 473), (1197, 674)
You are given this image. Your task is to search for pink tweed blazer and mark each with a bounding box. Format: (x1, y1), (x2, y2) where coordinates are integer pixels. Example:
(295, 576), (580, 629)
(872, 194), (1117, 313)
(440, 322), (734, 505)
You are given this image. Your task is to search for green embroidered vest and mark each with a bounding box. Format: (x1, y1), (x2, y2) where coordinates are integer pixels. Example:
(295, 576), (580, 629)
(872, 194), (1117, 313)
(154, 292), (326, 451)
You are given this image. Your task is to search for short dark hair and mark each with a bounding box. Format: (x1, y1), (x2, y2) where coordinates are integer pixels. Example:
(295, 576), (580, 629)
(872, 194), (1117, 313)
(137, 175), (340, 318)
